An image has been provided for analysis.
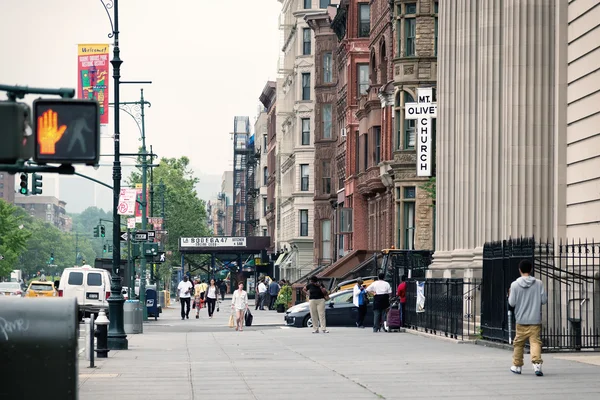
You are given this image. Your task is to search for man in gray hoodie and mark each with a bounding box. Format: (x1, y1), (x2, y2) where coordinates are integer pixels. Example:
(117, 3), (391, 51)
(508, 259), (548, 376)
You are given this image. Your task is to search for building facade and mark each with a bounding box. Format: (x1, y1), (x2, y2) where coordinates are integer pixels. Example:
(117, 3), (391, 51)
(254, 92), (272, 239)
(14, 195), (71, 232)
(432, 0), (600, 277)
(0, 171), (15, 204)
(275, 0), (322, 281)
(213, 171), (233, 236)
(259, 81), (278, 253)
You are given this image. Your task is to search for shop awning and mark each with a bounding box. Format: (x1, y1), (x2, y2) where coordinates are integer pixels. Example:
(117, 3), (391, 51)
(274, 252), (288, 267)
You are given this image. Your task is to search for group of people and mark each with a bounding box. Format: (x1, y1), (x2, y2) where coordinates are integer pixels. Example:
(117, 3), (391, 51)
(255, 277), (289, 310)
(176, 276), (228, 320)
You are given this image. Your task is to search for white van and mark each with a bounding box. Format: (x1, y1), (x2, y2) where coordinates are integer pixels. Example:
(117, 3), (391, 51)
(58, 266), (112, 319)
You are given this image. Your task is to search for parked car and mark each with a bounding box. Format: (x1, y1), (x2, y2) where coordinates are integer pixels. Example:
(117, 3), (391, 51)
(285, 289), (374, 328)
(57, 266), (112, 319)
(0, 282), (24, 297)
(25, 281), (58, 297)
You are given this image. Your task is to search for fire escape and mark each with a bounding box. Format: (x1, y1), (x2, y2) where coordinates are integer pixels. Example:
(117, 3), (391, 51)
(232, 116), (251, 237)
(245, 136), (260, 236)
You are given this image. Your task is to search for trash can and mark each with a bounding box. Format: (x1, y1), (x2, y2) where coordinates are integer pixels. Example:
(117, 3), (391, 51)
(146, 288), (159, 320)
(124, 300), (143, 334)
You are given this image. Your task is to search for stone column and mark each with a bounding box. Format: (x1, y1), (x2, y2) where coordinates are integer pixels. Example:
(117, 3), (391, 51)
(501, 0), (556, 240)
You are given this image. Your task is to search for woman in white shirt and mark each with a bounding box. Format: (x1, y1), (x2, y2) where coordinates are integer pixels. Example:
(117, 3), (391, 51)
(231, 282), (249, 331)
(205, 279), (220, 318)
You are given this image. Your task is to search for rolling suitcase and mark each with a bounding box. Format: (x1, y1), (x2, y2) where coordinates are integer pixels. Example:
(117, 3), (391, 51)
(245, 309), (253, 327)
(386, 308), (402, 331)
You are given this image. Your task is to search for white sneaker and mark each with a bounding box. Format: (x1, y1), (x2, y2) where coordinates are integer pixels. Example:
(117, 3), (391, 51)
(533, 363), (543, 377)
(510, 366), (522, 374)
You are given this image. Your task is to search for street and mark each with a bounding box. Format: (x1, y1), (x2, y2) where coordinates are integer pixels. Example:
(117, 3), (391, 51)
(78, 301), (600, 400)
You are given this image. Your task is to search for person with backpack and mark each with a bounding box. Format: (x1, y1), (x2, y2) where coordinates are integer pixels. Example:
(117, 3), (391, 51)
(353, 279), (367, 328)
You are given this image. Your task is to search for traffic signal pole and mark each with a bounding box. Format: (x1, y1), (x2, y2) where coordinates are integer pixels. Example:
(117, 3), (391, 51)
(139, 88), (149, 321)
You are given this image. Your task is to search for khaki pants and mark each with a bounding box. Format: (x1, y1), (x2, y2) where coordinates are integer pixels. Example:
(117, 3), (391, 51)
(309, 299), (326, 331)
(513, 324), (543, 366)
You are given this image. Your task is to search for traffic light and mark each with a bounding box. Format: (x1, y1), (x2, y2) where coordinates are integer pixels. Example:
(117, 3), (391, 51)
(100, 225), (106, 238)
(93, 225), (99, 237)
(108, 245), (113, 253)
(19, 173), (28, 195)
(103, 245), (107, 253)
(49, 252), (54, 263)
(31, 173), (43, 195)
(0, 102), (33, 163)
(33, 98), (100, 166)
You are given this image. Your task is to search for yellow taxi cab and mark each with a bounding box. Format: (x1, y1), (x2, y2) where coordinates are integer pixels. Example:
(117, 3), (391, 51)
(25, 280), (58, 297)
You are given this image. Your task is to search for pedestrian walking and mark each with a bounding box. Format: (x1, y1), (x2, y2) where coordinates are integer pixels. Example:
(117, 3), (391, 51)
(508, 259), (548, 376)
(268, 279), (280, 310)
(219, 280), (227, 301)
(353, 279), (367, 328)
(256, 279), (267, 310)
(303, 276), (329, 334)
(396, 275), (407, 326)
(366, 273), (392, 332)
(205, 278), (220, 318)
(177, 275), (193, 320)
(231, 282), (249, 331)
(194, 279), (203, 318)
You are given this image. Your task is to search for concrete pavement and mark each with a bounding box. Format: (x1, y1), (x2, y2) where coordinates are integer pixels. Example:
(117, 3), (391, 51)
(78, 299), (600, 400)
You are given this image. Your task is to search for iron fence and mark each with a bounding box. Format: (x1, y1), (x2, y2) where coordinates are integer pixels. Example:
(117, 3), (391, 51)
(482, 238), (600, 351)
(404, 278), (481, 340)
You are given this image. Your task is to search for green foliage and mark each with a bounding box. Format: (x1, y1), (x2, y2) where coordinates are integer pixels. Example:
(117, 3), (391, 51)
(420, 177), (436, 205)
(274, 284), (293, 308)
(70, 207), (114, 259)
(0, 200), (31, 277)
(126, 156), (210, 283)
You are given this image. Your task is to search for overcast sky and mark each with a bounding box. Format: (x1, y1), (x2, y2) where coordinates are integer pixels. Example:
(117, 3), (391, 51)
(0, 0), (281, 212)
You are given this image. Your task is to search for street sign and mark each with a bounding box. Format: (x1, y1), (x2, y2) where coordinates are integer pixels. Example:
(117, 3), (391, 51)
(119, 231), (129, 242)
(134, 231), (148, 241)
(143, 243), (158, 256)
(127, 217), (136, 229)
(0, 255), (4, 261)
(148, 230), (155, 239)
(157, 230), (168, 235)
(118, 188), (137, 216)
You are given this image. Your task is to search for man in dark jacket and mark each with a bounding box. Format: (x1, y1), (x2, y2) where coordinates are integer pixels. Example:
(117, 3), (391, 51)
(508, 259), (548, 376)
(268, 280), (280, 310)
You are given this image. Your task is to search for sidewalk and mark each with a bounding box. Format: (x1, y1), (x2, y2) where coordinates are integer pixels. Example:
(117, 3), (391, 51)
(79, 302), (600, 400)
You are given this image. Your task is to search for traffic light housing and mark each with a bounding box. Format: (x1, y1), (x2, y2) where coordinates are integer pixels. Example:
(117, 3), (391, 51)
(33, 98), (100, 166)
(0, 102), (33, 163)
(49, 252), (54, 263)
(100, 225), (106, 237)
(19, 173), (28, 195)
(31, 173), (43, 195)
(93, 226), (99, 237)
(103, 245), (107, 253)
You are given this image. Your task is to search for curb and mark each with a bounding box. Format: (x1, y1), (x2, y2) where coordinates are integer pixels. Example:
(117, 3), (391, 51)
(403, 328), (477, 345)
(472, 339), (520, 352)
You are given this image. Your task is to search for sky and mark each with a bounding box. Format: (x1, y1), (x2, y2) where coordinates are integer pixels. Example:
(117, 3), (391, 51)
(0, 0), (281, 213)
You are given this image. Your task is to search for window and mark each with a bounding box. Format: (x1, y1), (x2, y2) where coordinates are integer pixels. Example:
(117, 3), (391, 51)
(303, 28), (311, 55)
(339, 207), (353, 232)
(358, 64), (369, 96)
(403, 187), (416, 250)
(263, 197), (267, 216)
(434, 2), (439, 56)
(355, 131), (360, 173)
(304, 0), (311, 9)
(358, 4), (370, 38)
(0, 183), (3, 188)
(263, 166), (268, 185)
(405, 3), (417, 14)
(323, 52), (333, 83)
(300, 210), (309, 236)
(302, 73), (311, 100)
(301, 118), (310, 145)
(364, 133), (369, 170)
(68, 272), (84, 285)
(322, 104), (332, 139)
(319, 0), (330, 8)
(263, 135), (267, 152)
(405, 18), (416, 56)
(374, 126), (381, 164)
(263, 228), (268, 236)
(322, 161), (331, 194)
(87, 273), (103, 286)
(321, 220), (332, 259)
(404, 92), (416, 149)
(300, 164), (310, 191)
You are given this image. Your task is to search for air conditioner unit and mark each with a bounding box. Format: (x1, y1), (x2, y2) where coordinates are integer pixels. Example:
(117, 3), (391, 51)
(341, 128), (347, 138)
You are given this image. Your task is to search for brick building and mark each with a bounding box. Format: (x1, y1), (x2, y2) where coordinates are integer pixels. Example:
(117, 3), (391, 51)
(391, 0), (437, 250)
(14, 194), (71, 232)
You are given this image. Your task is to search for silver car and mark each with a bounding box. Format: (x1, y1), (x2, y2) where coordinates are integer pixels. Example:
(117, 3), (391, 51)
(0, 282), (25, 297)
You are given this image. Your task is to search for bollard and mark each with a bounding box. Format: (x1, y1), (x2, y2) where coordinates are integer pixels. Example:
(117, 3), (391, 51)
(94, 309), (110, 358)
(0, 297), (78, 399)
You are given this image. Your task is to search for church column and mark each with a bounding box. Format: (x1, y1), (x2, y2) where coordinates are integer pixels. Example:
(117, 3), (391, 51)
(501, 0), (556, 240)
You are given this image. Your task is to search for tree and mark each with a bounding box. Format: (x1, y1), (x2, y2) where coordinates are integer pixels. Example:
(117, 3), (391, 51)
(70, 206), (114, 260)
(0, 200), (31, 277)
(126, 156), (210, 284)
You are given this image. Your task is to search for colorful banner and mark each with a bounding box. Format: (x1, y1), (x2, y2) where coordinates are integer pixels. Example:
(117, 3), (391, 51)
(77, 44), (109, 125)
(134, 183), (150, 223)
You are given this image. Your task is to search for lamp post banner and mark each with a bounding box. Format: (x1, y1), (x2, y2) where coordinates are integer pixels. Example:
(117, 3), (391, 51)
(77, 44), (110, 125)
(134, 183), (150, 223)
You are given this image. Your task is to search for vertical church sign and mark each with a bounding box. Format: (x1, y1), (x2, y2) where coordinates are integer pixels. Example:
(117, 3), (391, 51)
(405, 88), (437, 177)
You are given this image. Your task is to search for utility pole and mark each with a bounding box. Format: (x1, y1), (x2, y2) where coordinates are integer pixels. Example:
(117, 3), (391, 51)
(75, 232), (79, 266)
(139, 88), (149, 321)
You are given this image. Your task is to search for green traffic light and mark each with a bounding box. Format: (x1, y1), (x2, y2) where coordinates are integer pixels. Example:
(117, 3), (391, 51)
(19, 187), (27, 195)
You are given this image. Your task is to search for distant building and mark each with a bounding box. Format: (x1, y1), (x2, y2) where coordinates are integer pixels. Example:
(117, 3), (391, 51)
(213, 171), (233, 236)
(14, 195), (71, 232)
(259, 81), (277, 253)
(0, 171), (15, 204)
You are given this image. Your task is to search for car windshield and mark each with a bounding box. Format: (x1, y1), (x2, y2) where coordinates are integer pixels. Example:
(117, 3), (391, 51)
(0, 282), (21, 290)
(30, 283), (53, 291)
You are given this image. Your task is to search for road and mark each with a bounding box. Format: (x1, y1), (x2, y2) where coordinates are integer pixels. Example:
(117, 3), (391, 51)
(78, 299), (600, 400)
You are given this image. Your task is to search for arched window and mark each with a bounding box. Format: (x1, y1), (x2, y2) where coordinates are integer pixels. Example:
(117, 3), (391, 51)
(394, 91), (402, 149)
(370, 51), (377, 85)
(380, 40), (388, 82)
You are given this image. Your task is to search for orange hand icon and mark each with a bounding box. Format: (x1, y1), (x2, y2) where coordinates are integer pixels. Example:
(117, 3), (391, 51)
(38, 109), (67, 154)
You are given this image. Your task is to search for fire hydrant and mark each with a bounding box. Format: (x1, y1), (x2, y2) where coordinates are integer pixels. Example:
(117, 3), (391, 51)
(94, 310), (110, 358)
